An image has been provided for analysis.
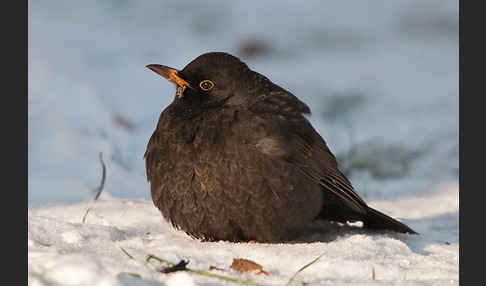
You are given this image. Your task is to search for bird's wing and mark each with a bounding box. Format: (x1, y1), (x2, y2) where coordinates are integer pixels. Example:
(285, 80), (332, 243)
(248, 90), (311, 118)
(248, 90), (368, 215)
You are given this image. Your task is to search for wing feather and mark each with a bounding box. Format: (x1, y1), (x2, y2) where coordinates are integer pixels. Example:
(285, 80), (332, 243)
(249, 90), (367, 215)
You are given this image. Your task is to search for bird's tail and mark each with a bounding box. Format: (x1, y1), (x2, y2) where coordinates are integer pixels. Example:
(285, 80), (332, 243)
(364, 207), (418, 234)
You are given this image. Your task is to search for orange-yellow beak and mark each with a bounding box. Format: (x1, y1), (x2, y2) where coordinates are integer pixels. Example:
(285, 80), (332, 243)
(146, 64), (192, 89)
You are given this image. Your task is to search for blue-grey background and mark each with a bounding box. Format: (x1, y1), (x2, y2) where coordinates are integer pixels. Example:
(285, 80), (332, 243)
(28, 0), (458, 206)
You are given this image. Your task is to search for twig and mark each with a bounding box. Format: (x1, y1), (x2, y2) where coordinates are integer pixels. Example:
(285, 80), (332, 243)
(146, 254), (265, 286)
(286, 253), (325, 286)
(209, 265), (227, 272)
(82, 152), (106, 223)
(94, 152), (106, 200)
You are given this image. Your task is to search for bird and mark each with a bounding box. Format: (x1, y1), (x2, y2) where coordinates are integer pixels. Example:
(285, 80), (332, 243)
(144, 52), (417, 243)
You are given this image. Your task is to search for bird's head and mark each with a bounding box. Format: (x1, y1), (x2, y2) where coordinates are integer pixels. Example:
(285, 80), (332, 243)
(146, 52), (253, 108)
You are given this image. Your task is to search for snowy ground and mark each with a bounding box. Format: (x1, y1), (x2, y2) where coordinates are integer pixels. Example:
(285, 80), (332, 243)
(28, 0), (458, 285)
(28, 184), (458, 286)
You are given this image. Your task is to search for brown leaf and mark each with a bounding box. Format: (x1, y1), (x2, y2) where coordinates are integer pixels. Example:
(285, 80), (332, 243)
(229, 258), (269, 276)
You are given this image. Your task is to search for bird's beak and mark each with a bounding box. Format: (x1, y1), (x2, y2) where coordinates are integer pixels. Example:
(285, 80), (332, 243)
(146, 64), (192, 89)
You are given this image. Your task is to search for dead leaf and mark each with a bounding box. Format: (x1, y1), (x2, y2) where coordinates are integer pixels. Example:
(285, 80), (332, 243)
(160, 260), (189, 273)
(230, 258), (268, 276)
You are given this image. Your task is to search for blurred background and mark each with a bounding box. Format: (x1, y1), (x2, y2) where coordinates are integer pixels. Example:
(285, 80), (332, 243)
(28, 0), (458, 206)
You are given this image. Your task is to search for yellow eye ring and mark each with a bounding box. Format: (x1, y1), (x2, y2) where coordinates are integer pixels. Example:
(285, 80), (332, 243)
(199, 80), (214, 91)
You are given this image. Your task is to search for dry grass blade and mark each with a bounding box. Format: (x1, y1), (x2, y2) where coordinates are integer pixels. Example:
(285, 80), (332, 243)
(146, 254), (265, 286)
(286, 252), (325, 286)
(119, 272), (141, 278)
(120, 247), (135, 260)
(81, 208), (92, 223)
(146, 254), (175, 266)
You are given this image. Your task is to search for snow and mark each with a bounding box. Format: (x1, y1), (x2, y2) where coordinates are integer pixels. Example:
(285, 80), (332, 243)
(28, 0), (458, 285)
(28, 184), (458, 285)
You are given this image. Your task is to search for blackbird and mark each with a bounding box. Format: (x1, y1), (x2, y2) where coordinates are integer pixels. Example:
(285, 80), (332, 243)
(144, 52), (417, 242)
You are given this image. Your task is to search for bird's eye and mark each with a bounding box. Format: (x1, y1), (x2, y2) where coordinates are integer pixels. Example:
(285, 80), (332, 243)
(199, 80), (214, 91)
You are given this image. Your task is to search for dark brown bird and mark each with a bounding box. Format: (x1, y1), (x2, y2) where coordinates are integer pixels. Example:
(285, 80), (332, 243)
(144, 52), (417, 242)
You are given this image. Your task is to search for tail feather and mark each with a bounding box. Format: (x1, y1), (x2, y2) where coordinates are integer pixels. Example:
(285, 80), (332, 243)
(364, 207), (418, 234)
